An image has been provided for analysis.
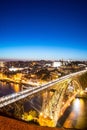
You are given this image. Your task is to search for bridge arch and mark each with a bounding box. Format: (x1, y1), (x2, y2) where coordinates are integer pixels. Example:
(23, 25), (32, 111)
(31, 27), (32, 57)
(39, 78), (81, 127)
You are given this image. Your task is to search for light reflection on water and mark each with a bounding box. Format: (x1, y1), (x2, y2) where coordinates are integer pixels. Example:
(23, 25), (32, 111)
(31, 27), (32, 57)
(63, 98), (87, 129)
(0, 81), (21, 97)
(73, 98), (81, 113)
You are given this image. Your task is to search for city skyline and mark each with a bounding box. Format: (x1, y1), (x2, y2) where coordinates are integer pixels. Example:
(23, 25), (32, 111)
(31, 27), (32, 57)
(0, 0), (87, 60)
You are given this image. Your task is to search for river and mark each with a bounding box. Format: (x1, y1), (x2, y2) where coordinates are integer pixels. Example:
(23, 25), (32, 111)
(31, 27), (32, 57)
(0, 81), (87, 129)
(58, 98), (87, 129)
(0, 81), (21, 97)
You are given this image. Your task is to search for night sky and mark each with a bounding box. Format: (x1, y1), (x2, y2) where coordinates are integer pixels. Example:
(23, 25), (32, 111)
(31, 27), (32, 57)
(0, 0), (87, 60)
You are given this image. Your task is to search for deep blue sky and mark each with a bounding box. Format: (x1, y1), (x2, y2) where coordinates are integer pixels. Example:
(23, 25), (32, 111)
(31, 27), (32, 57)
(0, 0), (87, 60)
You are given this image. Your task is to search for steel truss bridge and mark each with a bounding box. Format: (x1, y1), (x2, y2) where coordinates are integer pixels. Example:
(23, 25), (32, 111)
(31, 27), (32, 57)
(0, 69), (87, 127)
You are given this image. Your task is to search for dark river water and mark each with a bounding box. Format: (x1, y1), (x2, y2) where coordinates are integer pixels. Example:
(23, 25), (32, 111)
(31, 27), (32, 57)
(0, 81), (21, 97)
(58, 98), (87, 129)
(0, 81), (87, 129)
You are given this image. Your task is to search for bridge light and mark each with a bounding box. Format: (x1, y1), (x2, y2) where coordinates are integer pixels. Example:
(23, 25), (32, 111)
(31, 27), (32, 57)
(61, 112), (63, 116)
(85, 88), (87, 91)
(68, 103), (70, 106)
(80, 90), (84, 95)
(44, 115), (47, 118)
(50, 116), (53, 119)
(40, 112), (43, 116)
(77, 90), (80, 93)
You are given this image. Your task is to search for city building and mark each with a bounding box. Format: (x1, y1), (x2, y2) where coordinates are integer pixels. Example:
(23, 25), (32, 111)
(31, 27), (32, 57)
(52, 61), (62, 68)
(0, 61), (5, 67)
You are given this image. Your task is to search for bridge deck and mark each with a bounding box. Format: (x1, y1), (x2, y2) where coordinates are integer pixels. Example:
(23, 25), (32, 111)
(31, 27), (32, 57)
(0, 70), (87, 108)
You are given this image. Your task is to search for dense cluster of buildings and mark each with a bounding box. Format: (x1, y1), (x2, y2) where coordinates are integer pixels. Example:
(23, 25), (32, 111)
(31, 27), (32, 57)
(0, 60), (87, 84)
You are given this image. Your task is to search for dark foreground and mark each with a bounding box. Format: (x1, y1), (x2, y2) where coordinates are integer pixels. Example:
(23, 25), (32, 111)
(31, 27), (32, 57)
(0, 115), (86, 130)
(0, 115), (63, 130)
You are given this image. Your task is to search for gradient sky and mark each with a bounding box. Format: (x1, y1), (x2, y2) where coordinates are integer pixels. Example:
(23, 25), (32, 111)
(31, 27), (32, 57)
(0, 0), (87, 60)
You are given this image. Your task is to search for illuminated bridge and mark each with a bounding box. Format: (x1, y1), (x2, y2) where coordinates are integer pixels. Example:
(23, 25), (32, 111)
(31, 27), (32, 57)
(0, 69), (87, 127)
